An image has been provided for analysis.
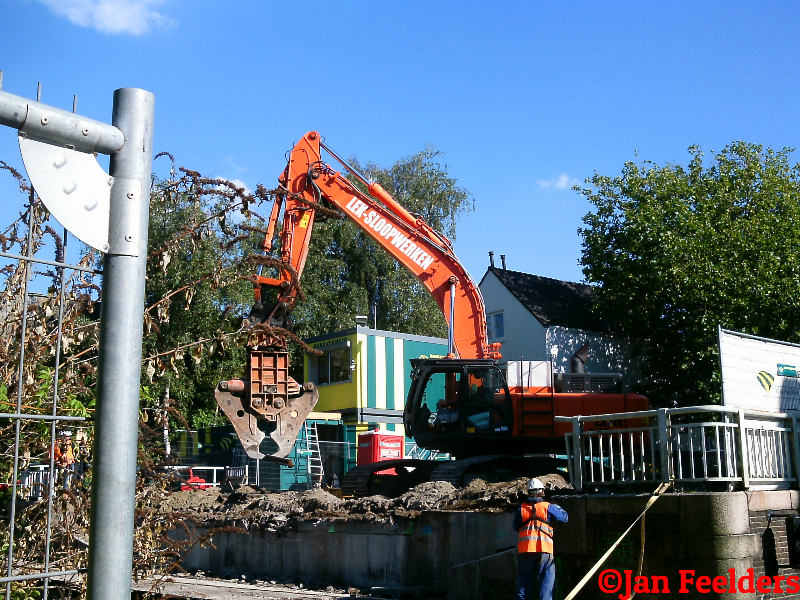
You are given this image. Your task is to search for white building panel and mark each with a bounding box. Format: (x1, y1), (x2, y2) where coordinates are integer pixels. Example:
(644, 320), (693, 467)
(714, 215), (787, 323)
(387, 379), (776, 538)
(393, 337), (404, 410)
(374, 336), (386, 409)
(719, 328), (800, 414)
(507, 361), (552, 387)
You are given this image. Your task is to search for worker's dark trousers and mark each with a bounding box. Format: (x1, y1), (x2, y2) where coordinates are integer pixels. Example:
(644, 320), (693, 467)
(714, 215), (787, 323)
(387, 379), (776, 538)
(517, 551), (555, 600)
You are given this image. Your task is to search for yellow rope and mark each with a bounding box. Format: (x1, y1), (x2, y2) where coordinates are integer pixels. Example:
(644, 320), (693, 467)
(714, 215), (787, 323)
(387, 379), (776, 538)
(563, 482), (671, 600)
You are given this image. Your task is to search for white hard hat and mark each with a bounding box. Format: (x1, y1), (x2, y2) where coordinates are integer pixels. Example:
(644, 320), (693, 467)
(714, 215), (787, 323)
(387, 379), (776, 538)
(527, 478), (545, 493)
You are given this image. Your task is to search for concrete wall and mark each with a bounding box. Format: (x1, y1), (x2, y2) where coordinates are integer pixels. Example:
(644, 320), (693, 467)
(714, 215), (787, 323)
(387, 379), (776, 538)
(178, 491), (800, 599)
(180, 512), (518, 594)
(553, 491), (800, 600)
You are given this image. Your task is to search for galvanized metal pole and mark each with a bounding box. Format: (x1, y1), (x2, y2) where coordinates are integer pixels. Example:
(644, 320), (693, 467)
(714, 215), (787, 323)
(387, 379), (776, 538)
(735, 407), (751, 490)
(571, 416), (583, 491)
(657, 408), (671, 483)
(86, 88), (154, 600)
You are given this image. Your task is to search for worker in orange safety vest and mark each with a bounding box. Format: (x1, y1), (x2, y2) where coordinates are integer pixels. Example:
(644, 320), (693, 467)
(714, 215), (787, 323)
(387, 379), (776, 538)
(512, 478), (568, 600)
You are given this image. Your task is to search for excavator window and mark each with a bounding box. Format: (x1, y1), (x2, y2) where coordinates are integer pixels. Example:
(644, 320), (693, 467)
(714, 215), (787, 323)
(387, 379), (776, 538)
(413, 364), (512, 435)
(463, 367), (511, 433)
(417, 370), (461, 429)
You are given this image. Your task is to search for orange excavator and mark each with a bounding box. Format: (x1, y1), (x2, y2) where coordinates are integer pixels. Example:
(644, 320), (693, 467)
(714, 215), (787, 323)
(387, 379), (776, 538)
(216, 131), (648, 491)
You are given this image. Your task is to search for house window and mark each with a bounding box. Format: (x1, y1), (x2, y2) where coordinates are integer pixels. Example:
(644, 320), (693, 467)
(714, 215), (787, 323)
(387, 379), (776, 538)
(317, 346), (351, 385)
(487, 312), (505, 341)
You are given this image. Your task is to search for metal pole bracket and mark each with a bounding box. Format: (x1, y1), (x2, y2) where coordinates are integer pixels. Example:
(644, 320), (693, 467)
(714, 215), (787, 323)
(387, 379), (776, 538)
(18, 135), (112, 253)
(108, 177), (143, 256)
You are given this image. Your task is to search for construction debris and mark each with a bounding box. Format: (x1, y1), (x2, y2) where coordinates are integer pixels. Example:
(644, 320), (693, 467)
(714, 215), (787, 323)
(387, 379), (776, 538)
(154, 474), (571, 529)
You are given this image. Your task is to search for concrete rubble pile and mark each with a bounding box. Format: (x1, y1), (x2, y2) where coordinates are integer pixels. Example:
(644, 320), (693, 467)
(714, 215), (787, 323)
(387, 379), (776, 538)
(153, 473), (570, 532)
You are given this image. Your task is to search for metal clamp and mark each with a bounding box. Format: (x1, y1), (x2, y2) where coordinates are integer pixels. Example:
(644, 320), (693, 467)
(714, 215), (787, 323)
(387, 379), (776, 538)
(108, 177), (143, 256)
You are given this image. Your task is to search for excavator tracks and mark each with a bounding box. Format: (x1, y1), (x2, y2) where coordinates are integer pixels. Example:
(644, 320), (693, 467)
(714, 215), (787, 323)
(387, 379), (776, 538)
(341, 459), (441, 498)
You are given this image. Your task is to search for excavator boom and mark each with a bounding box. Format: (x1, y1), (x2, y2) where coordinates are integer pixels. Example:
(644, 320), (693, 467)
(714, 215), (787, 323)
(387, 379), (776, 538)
(217, 132), (498, 460)
(256, 131), (497, 360)
(217, 131), (647, 484)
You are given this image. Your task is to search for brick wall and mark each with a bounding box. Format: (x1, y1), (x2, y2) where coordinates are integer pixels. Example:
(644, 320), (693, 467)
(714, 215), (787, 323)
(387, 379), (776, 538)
(749, 503), (800, 599)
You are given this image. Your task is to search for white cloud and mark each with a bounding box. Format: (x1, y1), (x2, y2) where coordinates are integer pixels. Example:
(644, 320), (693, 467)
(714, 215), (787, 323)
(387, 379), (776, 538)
(216, 178), (251, 196)
(226, 156), (247, 173)
(36, 0), (173, 35)
(537, 173), (579, 190)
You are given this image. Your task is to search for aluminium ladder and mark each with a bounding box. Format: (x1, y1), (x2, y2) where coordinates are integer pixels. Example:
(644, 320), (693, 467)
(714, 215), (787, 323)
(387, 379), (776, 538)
(303, 421), (325, 487)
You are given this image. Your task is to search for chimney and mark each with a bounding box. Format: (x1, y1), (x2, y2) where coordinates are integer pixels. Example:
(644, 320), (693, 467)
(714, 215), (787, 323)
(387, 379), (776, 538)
(570, 342), (590, 374)
(500, 254), (507, 270)
(489, 251), (495, 268)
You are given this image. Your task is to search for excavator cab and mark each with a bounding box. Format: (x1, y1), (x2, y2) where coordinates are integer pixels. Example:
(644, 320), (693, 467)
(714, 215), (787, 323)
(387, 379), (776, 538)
(404, 359), (514, 457)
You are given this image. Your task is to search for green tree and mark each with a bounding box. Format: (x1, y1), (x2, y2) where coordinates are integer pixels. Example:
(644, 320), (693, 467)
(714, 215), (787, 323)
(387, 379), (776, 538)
(579, 142), (800, 407)
(140, 169), (264, 428)
(289, 146), (473, 361)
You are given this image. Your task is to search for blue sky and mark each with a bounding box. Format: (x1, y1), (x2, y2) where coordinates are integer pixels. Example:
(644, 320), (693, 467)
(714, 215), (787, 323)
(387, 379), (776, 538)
(1, 1), (799, 285)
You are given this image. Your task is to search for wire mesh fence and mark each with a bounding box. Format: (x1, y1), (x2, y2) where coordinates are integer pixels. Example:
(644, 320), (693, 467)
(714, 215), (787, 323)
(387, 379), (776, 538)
(172, 430), (355, 492)
(1, 190), (98, 598)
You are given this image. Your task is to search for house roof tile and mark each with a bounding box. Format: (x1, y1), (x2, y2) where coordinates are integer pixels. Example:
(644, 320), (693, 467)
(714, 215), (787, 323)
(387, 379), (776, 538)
(482, 267), (607, 332)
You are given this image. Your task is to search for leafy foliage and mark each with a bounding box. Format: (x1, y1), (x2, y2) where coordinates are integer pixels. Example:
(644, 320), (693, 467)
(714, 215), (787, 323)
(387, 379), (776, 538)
(140, 170), (263, 428)
(579, 142), (800, 407)
(0, 142), (471, 592)
(0, 160), (260, 593)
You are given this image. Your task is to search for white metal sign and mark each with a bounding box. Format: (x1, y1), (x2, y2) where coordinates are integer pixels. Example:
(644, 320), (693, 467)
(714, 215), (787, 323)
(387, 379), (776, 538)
(19, 136), (111, 252)
(719, 327), (800, 414)
(507, 360), (551, 388)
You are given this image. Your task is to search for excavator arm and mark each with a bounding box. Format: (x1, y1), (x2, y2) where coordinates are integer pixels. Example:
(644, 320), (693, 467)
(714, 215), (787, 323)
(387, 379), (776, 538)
(217, 131), (499, 460)
(263, 131), (497, 360)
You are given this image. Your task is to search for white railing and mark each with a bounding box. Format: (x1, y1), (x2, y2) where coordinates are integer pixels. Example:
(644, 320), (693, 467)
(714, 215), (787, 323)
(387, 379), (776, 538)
(19, 464), (52, 499)
(405, 443), (450, 461)
(557, 405), (800, 491)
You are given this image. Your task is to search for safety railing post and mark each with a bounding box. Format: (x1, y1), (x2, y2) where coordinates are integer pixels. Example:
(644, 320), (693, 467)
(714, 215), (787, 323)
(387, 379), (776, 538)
(571, 416), (584, 491)
(735, 408), (751, 490)
(791, 416), (800, 489)
(86, 88), (154, 600)
(657, 408), (671, 483)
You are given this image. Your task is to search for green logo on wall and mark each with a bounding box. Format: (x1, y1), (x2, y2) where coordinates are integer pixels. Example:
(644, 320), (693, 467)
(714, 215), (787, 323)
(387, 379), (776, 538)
(778, 364), (798, 378)
(758, 371), (775, 393)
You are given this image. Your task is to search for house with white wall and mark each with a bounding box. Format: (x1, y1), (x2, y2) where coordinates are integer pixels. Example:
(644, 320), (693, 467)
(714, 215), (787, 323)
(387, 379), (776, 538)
(478, 264), (640, 388)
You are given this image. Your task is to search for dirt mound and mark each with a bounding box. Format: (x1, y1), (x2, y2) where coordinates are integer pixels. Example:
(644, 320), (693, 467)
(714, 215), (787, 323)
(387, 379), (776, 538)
(395, 481), (456, 511)
(157, 471), (572, 528)
(248, 489), (344, 515)
(160, 488), (221, 514)
(348, 495), (394, 514)
(447, 474), (570, 509)
(538, 472), (570, 490)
